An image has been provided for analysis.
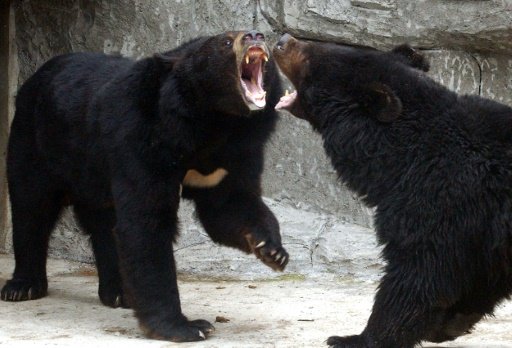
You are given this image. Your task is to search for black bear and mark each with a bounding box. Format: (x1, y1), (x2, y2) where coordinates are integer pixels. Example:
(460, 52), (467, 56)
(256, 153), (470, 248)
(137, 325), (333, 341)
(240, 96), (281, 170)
(1, 30), (289, 342)
(273, 34), (512, 347)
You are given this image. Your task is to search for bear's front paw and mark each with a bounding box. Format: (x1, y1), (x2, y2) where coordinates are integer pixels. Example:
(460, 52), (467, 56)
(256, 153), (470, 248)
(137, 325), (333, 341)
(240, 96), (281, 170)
(245, 234), (289, 271)
(327, 335), (367, 348)
(141, 318), (215, 342)
(1, 278), (48, 301)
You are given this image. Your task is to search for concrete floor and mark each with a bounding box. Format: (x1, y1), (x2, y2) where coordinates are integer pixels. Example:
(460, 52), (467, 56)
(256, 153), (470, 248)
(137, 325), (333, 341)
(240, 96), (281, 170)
(0, 254), (511, 347)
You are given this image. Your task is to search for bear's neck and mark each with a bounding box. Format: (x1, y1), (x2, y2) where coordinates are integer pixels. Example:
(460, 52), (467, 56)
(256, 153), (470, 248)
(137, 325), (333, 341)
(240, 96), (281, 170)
(318, 111), (412, 208)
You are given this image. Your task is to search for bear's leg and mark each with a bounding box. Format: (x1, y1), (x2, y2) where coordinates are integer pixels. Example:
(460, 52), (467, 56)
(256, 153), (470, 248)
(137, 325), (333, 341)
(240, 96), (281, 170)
(424, 289), (503, 343)
(111, 173), (214, 342)
(189, 188), (288, 271)
(424, 310), (483, 343)
(327, 262), (452, 348)
(2, 111), (65, 302)
(73, 205), (128, 308)
(1, 188), (62, 302)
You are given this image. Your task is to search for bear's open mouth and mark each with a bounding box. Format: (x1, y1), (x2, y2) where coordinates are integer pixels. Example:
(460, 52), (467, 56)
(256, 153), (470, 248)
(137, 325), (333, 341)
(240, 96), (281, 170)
(275, 89), (297, 111)
(240, 46), (268, 110)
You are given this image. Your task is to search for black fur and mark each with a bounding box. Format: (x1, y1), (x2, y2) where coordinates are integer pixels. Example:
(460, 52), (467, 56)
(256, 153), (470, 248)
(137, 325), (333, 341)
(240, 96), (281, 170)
(1, 32), (288, 342)
(274, 38), (512, 347)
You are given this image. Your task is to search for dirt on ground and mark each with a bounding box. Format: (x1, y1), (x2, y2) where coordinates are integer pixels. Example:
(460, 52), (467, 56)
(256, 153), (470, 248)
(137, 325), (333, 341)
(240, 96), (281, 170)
(0, 255), (511, 347)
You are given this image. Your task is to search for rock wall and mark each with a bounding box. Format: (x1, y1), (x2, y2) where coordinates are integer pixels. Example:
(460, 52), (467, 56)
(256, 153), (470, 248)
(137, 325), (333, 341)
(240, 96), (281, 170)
(2, 0), (511, 278)
(0, 2), (12, 250)
(261, 0), (512, 54)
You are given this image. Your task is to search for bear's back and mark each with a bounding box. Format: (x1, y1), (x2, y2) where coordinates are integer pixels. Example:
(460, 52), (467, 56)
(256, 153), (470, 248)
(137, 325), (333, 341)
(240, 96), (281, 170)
(18, 52), (132, 119)
(11, 53), (134, 189)
(457, 95), (512, 148)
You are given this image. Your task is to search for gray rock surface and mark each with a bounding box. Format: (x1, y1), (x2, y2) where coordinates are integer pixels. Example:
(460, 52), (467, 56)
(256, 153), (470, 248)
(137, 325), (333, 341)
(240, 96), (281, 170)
(10, 198), (382, 282)
(174, 198), (383, 281)
(260, 0), (512, 53)
(0, 4), (11, 250)
(13, 1), (259, 82)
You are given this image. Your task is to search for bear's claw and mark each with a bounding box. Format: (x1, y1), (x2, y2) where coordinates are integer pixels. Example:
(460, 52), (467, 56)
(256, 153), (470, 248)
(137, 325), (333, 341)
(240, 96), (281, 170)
(142, 318), (215, 342)
(1, 278), (47, 302)
(99, 281), (131, 308)
(246, 233), (289, 271)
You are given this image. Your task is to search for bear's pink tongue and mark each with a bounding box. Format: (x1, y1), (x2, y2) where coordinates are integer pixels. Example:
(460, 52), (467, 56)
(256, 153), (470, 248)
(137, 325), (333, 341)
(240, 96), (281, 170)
(241, 78), (266, 108)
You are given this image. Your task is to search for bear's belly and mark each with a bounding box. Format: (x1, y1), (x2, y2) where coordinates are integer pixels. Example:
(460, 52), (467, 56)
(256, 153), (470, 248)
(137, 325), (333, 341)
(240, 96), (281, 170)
(182, 168), (228, 188)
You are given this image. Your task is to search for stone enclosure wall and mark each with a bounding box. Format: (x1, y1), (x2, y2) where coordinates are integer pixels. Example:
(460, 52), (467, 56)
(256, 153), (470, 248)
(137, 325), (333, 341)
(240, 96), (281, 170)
(1, 0), (511, 279)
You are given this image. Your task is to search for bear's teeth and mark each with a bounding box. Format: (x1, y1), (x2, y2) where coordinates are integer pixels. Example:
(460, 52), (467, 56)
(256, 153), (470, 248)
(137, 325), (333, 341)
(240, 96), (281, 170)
(275, 90), (297, 110)
(263, 55), (268, 62)
(245, 55), (249, 64)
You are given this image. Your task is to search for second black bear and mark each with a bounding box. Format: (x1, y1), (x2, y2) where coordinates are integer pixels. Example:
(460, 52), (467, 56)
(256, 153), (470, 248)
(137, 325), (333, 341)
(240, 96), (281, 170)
(274, 34), (512, 347)
(1, 31), (288, 342)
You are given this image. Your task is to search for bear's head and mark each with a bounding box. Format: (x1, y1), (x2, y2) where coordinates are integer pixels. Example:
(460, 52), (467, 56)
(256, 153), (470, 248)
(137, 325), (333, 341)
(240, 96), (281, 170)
(156, 30), (275, 117)
(272, 34), (430, 130)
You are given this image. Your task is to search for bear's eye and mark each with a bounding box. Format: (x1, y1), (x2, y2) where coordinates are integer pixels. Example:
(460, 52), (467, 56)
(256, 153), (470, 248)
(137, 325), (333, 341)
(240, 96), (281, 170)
(225, 39), (233, 48)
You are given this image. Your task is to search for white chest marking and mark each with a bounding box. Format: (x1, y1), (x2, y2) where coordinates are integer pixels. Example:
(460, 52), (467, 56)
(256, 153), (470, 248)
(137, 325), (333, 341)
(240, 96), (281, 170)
(183, 168), (229, 188)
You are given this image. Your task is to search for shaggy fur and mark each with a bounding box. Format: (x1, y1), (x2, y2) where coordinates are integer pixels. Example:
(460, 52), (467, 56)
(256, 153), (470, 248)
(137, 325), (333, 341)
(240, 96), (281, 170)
(273, 34), (512, 348)
(1, 31), (288, 342)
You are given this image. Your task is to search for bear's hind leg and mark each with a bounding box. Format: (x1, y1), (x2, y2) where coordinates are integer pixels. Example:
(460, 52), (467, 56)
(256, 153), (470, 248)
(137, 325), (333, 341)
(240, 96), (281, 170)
(424, 310), (483, 343)
(424, 290), (502, 343)
(73, 205), (128, 308)
(1, 189), (62, 302)
(327, 262), (455, 348)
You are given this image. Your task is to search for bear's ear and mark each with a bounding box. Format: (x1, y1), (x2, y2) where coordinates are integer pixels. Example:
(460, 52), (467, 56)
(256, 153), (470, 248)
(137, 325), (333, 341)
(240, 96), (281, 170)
(391, 44), (430, 72)
(153, 52), (179, 70)
(359, 82), (402, 123)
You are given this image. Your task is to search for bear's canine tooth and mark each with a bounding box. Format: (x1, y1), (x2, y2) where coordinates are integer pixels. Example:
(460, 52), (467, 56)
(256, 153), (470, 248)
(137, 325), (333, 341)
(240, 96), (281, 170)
(285, 89), (289, 96)
(263, 55), (268, 62)
(245, 55), (249, 64)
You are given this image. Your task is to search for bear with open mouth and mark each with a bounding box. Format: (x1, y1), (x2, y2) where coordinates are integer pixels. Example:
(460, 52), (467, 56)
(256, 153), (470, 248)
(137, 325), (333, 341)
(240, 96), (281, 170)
(274, 34), (512, 348)
(1, 30), (288, 342)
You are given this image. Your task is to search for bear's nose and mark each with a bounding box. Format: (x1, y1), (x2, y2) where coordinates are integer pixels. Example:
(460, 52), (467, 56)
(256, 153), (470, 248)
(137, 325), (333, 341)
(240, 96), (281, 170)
(276, 34), (292, 50)
(244, 30), (265, 42)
